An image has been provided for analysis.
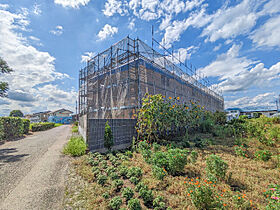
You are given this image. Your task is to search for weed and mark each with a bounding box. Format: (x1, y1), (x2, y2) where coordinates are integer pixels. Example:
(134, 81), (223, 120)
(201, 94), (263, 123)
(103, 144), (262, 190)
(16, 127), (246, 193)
(104, 121), (114, 151)
(63, 136), (87, 156)
(97, 174), (107, 186)
(102, 192), (110, 199)
(153, 196), (166, 209)
(122, 187), (134, 201)
(206, 154), (228, 182)
(127, 167), (143, 178)
(112, 179), (124, 192)
(135, 182), (148, 192)
(139, 188), (154, 206)
(152, 165), (167, 180)
(129, 176), (140, 185)
(109, 196), (122, 210)
(190, 150), (198, 164)
(128, 198), (142, 210)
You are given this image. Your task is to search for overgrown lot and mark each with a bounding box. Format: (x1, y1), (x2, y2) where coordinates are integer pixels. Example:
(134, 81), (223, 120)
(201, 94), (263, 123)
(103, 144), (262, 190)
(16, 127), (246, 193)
(64, 94), (279, 209)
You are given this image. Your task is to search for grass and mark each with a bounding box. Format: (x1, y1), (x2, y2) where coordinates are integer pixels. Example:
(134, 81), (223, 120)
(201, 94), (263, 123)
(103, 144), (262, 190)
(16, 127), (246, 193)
(54, 123), (63, 127)
(63, 136), (87, 156)
(72, 125), (78, 133)
(63, 121), (280, 209)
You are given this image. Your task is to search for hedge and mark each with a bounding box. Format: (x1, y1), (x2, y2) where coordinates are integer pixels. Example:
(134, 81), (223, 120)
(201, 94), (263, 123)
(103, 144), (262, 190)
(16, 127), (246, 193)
(31, 122), (55, 132)
(0, 117), (30, 141)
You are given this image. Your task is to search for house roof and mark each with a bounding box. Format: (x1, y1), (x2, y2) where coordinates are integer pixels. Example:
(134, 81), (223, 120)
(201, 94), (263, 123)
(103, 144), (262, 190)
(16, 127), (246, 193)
(50, 108), (73, 114)
(225, 108), (243, 111)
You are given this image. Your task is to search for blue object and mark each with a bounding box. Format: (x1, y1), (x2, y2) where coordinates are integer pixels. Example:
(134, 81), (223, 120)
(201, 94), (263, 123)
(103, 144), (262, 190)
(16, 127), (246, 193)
(48, 116), (72, 124)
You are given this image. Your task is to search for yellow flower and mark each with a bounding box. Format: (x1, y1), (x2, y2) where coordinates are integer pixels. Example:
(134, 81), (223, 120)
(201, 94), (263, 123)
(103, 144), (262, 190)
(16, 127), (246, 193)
(177, 97), (180, 100)
(163, 95), (166, 98)
(185, 107), (189, 110)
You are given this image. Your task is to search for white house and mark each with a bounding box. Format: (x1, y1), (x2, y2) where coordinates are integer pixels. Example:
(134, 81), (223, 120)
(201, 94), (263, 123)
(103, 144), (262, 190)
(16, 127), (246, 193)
(49, 109), (73, 117)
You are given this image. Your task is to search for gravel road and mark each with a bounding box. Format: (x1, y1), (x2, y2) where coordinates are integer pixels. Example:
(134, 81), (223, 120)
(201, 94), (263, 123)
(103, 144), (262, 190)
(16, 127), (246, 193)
(0, 125), (71, 210)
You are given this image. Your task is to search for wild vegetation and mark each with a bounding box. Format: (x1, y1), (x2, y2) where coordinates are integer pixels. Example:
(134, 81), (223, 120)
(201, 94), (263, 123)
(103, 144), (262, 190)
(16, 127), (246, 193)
(64, 94), (279, 209)
(0, 117), (30, 141)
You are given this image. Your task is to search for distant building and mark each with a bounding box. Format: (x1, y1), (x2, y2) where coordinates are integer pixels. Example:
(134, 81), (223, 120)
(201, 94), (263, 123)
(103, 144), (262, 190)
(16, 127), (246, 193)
(49, 109), (73, 117)
(48, 109), (74, 124)
(24, 111), (51, 123)
(225, 108), (278, 120)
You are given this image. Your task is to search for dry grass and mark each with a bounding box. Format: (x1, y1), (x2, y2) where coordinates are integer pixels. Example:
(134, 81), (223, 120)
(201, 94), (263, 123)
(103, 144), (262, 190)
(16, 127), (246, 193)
(65, 131), (279, 210)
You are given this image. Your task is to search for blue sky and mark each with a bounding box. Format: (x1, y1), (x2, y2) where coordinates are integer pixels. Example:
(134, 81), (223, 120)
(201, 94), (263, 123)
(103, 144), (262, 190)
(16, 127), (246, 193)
(0, 0), (280, 116)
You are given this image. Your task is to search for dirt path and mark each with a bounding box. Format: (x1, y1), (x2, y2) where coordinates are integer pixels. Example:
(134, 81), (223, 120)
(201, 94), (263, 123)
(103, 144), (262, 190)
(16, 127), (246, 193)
(0, 125), (71, 210)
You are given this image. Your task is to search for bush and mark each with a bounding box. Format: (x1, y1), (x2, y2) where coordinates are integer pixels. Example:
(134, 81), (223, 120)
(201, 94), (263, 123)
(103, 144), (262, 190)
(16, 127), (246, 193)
(135, 182), (148, 192)
(139, 188), (153, 206)
(129, 176), (140, 185)
(152, 165), (167, 180)
(122, 187), (134, 201)
(109, 196), (122, 210)
(166, 148), (188, 175)
(31, 122), (55, 132)
(97, 174), (107, 186)
(186, 179), (222, 209)
(63, 136), (87, 156)
(72, 125), (78, 133)
(206, 154), (228, 181)
(153, 142), (161, 152)
(74, 121), (78, 126)
(104, 121), (114, 150)
(128, 198), (142, 210)
(264, 184), (280, 209)
(153, 196), (166, 209)
(0, 117), (24, 140)
(22, 119), (30, 134)
(127, 167), (142, 178)
(255, 150), (272, 161)
(190, 150), (198, 163)
(112, 179), (124, 192)
(125, 150), (133, 158)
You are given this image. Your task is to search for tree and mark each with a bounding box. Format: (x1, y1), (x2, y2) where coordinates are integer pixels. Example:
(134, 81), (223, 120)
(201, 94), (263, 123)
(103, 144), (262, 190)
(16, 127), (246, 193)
(104, 121), (114, 150)
(0, 57), (13, 97)
(10, 110), (24, 117)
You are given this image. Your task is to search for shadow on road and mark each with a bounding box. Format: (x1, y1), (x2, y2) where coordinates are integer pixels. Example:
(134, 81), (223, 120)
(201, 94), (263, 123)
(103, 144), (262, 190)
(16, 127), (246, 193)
(0, 148), (29, 165)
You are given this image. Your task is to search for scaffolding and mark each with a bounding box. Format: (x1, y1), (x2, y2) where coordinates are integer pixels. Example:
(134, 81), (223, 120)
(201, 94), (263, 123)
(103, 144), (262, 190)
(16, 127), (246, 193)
(79, 36), (224, 120)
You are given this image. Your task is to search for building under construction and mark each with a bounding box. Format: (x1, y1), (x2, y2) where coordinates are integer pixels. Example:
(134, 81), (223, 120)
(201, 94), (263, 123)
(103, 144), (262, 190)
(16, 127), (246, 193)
(79, 37), (224, 151)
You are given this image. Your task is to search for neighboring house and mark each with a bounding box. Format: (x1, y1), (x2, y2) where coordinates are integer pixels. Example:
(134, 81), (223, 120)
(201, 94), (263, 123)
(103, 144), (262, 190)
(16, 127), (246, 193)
(48, 109), (74, 124)
(24, 111), (51, 123)
(225, 108), (242, 121)
(49, 109), (73, 117)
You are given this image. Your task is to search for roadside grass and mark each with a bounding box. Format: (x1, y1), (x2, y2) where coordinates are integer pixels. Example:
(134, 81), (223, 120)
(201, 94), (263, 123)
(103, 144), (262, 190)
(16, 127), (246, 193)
(54, 123), (63, 127)
(64, 130), (280, 209)
(63, 136), (87, 157)
(72, 125), (78, 133)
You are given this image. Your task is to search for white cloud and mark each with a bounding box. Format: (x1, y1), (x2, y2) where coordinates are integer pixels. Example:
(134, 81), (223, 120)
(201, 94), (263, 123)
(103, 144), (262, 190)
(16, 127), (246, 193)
(81, 52), (96, 63)
(199, 44), (280, 93)
(0, 8), (75, 116)
(50, 25), (63, 36)
(225, 92), (277, 110)
(54, 0), (91, 9)
(250, 15), (280, 48)
(33, 4), (42, 15)
(0, 4), (9, 9)
(97, 24), (118, 40)
(128, 18), (136, 30)
(166, 46), (196, 64)
(213, 44), (222, 51)
(258, 0), (280, 16)
(103, 0), (128, 16)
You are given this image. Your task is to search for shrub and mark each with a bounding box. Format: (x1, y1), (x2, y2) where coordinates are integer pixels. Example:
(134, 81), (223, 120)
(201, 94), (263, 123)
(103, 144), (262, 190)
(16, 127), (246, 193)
(118, 166), (129, 178)
(153, 142), (161, 152)
(190, 150), (198, 163)
(102, 192), (110, 199)
(152, 165), (167, 180)
(97, 174), (107, 186)
(264, 184), (280, 209)
(72, 125), (78, 133)
(104, 121), (114, 150)
(127, 167), (142, 178)
(128, 198), (142, 210)
(129, 176), (140, 185)
(122, 187), (134, 201)
(206, 154), (228, 181)
(22, 119), (30, 134)
(135, 182), (148, 192)
(153, 196), (166, 209)
(186, 178), (222, 209)
(166, 148), (188, 175)
(125, 150), (133, 158)
(139, 188), (153, 206)
(109, 196), (122, 210)
(74, 121), (78, 126)
(31, 122), (55, 132)
(141, 149), (152, 163)
(234, 145), (249, 158)
(112, 179), (124, 192)
(63, 136), (87, 156)
(255, 150), (272, 161)
(0, 117), (24, 140)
